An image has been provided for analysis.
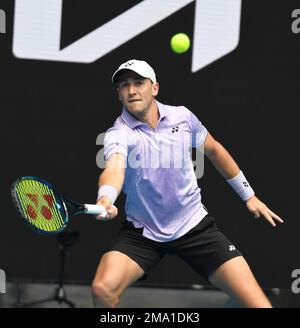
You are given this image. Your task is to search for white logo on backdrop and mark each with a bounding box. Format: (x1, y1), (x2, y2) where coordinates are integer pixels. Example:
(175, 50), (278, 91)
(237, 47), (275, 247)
(13, 0), (241, 72)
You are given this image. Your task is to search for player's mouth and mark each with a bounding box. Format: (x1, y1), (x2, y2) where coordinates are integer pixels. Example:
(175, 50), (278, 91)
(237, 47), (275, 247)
(128, 99), (141, 103)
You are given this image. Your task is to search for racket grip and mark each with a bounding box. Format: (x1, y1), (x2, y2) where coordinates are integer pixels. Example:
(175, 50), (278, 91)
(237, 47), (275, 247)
(84, 204), (107, 217)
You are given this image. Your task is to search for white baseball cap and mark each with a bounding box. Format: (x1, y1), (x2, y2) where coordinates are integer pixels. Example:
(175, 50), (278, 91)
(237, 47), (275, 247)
(112, 59), (157, 84)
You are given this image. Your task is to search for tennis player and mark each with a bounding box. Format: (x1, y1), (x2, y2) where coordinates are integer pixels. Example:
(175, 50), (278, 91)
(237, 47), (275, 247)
(92, 59), (283, 308)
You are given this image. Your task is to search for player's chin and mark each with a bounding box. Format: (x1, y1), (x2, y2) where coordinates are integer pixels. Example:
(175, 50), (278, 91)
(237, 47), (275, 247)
(127, 101), (143, 111)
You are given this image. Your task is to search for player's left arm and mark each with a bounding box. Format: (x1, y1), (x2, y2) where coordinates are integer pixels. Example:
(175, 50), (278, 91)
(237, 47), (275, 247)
(204, 132), (284, 227)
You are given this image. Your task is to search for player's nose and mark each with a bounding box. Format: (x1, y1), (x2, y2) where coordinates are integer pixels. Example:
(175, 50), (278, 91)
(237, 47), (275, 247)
(128, 83), (137, 96)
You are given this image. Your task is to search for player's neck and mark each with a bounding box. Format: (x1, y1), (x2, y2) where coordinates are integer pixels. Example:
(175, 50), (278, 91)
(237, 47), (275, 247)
(138, 100), (159, 130)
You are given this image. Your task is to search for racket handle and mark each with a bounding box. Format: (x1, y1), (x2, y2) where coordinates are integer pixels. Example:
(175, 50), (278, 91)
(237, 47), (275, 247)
(84, 204), (107, 217)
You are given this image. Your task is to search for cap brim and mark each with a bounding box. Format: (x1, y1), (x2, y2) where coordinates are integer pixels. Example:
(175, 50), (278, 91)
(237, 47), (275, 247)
(112, 68), (150, 85)
(112, 69), (127, 84)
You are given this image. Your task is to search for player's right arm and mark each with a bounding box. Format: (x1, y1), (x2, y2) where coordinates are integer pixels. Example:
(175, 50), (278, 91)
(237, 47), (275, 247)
(96, 153), (126, 220)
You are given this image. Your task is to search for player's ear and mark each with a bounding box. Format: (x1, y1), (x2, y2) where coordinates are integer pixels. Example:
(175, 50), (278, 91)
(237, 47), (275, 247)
(117, 88), (122, 101)
(152, 82), (159, 96)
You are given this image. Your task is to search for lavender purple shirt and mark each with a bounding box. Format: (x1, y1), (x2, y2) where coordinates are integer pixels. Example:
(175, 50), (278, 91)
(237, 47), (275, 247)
(103, 101), (208, 242)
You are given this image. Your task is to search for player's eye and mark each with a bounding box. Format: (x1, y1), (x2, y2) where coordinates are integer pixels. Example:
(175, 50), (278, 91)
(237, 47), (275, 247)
(135, 80), (143, 86)
(119, 82), (128, 89)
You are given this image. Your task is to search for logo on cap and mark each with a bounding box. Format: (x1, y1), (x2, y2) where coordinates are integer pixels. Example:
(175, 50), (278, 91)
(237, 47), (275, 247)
(124, 61), (134, 67)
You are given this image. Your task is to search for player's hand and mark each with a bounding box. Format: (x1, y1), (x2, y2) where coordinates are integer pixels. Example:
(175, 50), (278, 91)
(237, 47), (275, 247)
(95, 196), (118, 221)
(246, 195), (284, 227)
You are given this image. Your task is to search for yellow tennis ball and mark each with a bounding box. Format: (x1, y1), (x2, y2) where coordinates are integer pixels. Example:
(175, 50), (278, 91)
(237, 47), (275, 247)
(170, 33), (191, 54)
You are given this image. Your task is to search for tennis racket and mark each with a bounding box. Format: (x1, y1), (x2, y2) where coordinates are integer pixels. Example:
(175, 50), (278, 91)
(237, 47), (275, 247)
(11, 176), (107, 235)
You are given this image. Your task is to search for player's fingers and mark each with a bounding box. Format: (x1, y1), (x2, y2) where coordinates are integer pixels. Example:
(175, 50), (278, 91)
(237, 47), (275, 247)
(253, 210), (260, 219)
(106, 205), (118, 218)
(95, 206), (111, 220)
(268, 209), (284, 223)
(263, 211), (276, 227)
(95, 204), (118, 221)
(95, 213), (108, 221)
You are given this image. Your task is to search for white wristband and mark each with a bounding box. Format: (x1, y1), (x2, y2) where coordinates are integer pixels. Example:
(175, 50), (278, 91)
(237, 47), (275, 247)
(226, 171), (254, 201)
(97, 185), (118, 204)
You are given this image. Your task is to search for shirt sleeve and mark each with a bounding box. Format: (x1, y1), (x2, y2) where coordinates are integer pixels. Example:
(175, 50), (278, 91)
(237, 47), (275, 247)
(188, 109), (208, 148)
(103, 127), (128, 161)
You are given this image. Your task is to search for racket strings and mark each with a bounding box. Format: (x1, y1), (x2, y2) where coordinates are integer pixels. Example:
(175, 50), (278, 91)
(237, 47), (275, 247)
(40, 182), (65, 230)
(15, 179), (66, 232)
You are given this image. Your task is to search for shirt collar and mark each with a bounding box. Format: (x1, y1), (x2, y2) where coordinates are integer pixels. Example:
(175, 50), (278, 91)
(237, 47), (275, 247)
(121, 100), (167, 129)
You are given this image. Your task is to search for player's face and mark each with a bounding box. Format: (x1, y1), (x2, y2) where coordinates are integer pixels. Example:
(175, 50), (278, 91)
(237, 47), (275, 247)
(117, 71), (159, 118)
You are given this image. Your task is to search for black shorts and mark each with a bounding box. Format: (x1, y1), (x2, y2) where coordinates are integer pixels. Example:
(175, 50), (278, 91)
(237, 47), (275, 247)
(109, 214), (242, 281)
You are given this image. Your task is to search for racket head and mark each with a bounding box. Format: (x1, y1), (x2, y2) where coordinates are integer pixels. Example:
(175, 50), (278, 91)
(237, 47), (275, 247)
(11, 176), (69, 235)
